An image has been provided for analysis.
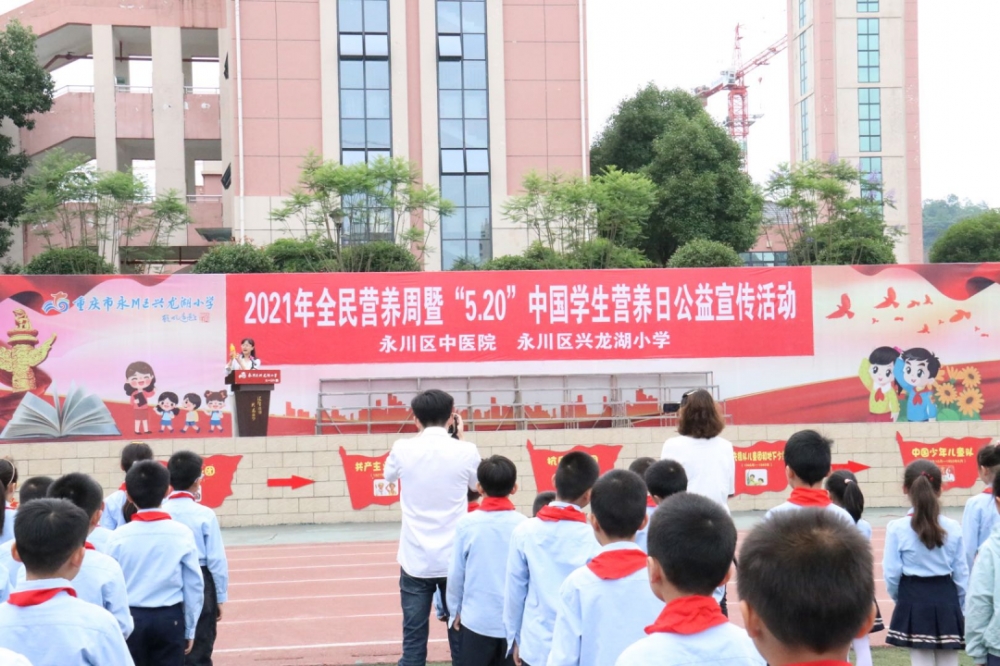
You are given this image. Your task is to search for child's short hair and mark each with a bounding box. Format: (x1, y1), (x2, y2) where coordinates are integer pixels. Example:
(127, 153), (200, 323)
(978, 444), (1000, 470)
(532, 491), (556, 516)
(13, 498), (89, 576)
(47, 473), (104, 520)
(868, 346), (899, 366)
(410, 389), (454, 428)
(120, 442), (154, 473)
(125, 460), (170, 509)
(183, 392), (203, 410)
(477, 455), (517, 498)
(554, 451), (600, 502)
(168, 450), (203, 492)
(645, 460), (688, 499)
(591, 470), (648, 539)
(19, 476), (54, 504)
(738, 509), (873, 654)
(648, 493), (736, 595)
(467, 489), (481, 503)
(628, 457), (656, 477)
(784, 430), (833, 485)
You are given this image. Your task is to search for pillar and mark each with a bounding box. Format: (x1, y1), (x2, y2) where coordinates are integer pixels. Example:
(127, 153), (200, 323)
(92, 25), (118, 172)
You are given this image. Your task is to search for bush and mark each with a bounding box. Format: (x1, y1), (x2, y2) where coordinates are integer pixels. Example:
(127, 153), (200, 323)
(667, 239), (744, 268)
(24, 248), (115, 274)
(191, 242), (276, 274)
(265, 238), (337, 273)
(929, 211), (1000, 263)
(339, 241), (421, 272)
(568, 239), (652, 269)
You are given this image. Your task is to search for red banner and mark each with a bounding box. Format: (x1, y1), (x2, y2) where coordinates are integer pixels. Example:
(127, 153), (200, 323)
(525, 440), (623, 493)
(226, 268), (813, 365)
(895, 432), (992, 490)
(734, 441), (788, 496)
(338, 447), (400, 509)
(200, 454), (243, 508)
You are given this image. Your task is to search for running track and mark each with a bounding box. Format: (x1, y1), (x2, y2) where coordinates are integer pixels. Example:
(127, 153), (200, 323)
(216, 530), (894, 665)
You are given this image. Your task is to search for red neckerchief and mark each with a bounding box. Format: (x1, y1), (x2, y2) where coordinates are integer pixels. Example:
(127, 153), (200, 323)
(537, 505), (587, 523)
(84, 542), (96, 551)
(984, 488), (994, 495)
(7, 587), (77, 607)
(467, 502), (480, 513)
(874, 388), (885, 401)
(168, 491), (197, 501)
(913, 390), (931, 405)
(645, 595), (728, 635)
(131, 511), (171, 522)
(119, 483), (127, 491)
(647, 496), (657, 508)
(479, 497), (515, 512)
(788, 488), (832, 508)
(587, 548), (649, 580)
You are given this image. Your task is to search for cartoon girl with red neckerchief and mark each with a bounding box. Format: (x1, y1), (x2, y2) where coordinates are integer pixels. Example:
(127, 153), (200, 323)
(124, 361), (156, 435)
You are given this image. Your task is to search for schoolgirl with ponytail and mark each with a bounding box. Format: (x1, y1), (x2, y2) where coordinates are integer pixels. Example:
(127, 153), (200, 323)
(0, 458), (17, 545)
(884, 460), (968, 666)
(962, 444), (1000, 571)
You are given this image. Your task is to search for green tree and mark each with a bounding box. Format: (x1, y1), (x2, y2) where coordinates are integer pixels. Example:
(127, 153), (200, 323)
(265, 237), (337, 273)
(667, 239), (744, 268)
(923, 195), (990, 256)
(767, 160), (899, 266)
(23, 247), (114, 275)
(339, 240), (422, 272)
(929, 211), (1000, 263)
(0, 20), (54, 257)
(191, 242), (276, 274)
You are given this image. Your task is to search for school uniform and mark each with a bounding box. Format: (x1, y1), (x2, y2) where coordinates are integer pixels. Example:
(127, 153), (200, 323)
(163, 490), (229, 665)
(106, 508), (205, 665)
(0, 505), (15, 545)
(0, 541), (19, 589)
(634, 500), (657, 553)
(0, 561), (9, 603)
(614, 595), (764, 666)
(964, 489), (999, 571)
(100, 488), (129, 530)
(503, 502), (600, 666)
(883, 511), (968, 650)
(447, 497), (527, 666)
(89, 525), (114, 553)
(965, 523), (1000, 664)
(548, 541), (664, 666)
(0, 578), (135, 665)
(764, 488), (856, 526)
(0, 647), (31, 665)
(852, 518), (884, 634)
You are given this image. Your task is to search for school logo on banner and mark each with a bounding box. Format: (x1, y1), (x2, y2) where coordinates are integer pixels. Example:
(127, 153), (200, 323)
(339, 447), (400, 509)
(733, 441), (788, 496)
(199, 454), (242, 508)
(525, 440), (622, 493)
(895, 432), (992, 490)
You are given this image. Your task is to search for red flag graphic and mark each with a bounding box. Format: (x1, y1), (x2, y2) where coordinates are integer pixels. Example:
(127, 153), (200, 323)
(895, 432), (992, 490)
(525, 440), (622, 493)
(200, 455), (243, 508)
(734, 441), (789, 496)
(338, 447), (400, 510)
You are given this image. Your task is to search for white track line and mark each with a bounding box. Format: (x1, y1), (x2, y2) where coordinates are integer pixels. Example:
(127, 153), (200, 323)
(229, 551), (396, 562)
(224, 612), (401, 625)
(231, 575), (397, 586)
(226, 591), (397, 603)
(215, 638), (446, 654)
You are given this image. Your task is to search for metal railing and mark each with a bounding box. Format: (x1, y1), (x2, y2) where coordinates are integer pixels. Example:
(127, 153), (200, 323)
(52, 85), (95, 98)
(315, 372), (726, 435)
(184, 86), (220, 95)
(115, 85), (153, 94)
(186, 194), (223, 204)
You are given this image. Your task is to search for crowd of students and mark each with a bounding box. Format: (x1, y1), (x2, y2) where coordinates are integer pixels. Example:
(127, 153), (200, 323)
(0, 443), (228, 666)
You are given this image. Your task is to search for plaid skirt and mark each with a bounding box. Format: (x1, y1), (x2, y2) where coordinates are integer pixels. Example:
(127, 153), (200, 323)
(886, 574), (964, 650)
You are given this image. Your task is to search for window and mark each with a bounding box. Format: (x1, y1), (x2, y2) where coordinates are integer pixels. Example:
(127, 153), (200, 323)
(859, 156), (883, 204)
(799, 0), (807, 27)
(799, 33), (808, 95)
(859, 88), (881, 152)
(858, 0), (879, 11)
(858, 18), (880, 83)
(740, 252), (789, 267)
(438, 0), (492, 269)
(800, 100), (810, 161)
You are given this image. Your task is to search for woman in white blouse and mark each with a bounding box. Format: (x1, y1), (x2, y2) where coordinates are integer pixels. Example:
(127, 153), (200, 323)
(227, 338), (261, 372)
(660, 389), (735, 511)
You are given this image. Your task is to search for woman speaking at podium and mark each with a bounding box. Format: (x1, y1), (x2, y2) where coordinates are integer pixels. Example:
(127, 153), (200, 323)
(227, 338), (261, 372)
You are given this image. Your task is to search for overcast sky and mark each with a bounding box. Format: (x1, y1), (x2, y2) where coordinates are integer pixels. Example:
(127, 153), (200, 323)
(587, 0), (1000, 207)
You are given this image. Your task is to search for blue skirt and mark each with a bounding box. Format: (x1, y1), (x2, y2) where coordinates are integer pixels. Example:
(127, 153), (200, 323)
(886, 574), (964, 650)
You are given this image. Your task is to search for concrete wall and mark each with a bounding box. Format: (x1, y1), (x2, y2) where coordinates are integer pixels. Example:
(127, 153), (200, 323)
(2, 421), (996, 528)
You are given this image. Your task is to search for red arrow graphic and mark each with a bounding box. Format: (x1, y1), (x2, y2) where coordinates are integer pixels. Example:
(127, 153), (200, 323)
(267, 475), (314, 490)
(831, 461), (870, 474)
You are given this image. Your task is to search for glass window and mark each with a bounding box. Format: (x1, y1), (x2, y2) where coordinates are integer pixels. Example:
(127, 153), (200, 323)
(859, 88), (881, 153)
(464, 90), (488, 118)
(800, 100), (809, 161)
(799, 33), (808, 95)
(438, 35), (463, 59)
(465, 239), (484, 263)
(442, 241), (465, 269)
(464, 119), (488, 148)
(441, 176), (466, 206)
(439, 62), (463, 89)
(366, 120), (391, 148)
(442, 210), (466, 239)
(341, 61), (365, 88)
(858, 0), (879, 11)
(860, 156), (883, 203)
(466, 175), (489, 206)
(341, 119), (367, 148)
(440, 120), (464, 148)
(365, 90), (390, 118)
(363, 0), (388, 32)
(466, 207), (490, 237)
(466, 149), (489, 173)
(366, 61), (389, 89)
(365, 34), (389, 58)
(441, 150), (465, 173)
(367, 150), (390, 162)
(341, 90), (366, 118)
(858, 18), (880, 83)
(463, 34), (486, 60)
(437, 2), (461, 34)
(339, 0), (363, 32)
(461, 2), (486, 33)
(798, 0), (806, 27)
(463, 61), (487, 89)
(340, 34), (364, 58)
(342, 150), (367, 166)
(439, 90), (464, 118)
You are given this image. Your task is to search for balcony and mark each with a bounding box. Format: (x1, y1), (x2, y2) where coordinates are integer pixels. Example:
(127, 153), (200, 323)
(186, 194), (230, 245)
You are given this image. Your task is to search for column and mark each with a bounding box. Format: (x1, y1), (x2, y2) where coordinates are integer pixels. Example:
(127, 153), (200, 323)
(92, 25), (118, 172)
(151, 26), (187, 246)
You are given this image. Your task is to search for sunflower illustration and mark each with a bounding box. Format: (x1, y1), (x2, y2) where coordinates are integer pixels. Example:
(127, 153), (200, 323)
(958, 387), (985, 418)
(959, 366), (982, 388)
(935, 383), (958, 405)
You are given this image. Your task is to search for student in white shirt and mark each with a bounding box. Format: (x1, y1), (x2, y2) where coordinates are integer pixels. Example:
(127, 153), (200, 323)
(659, 390), (734, 512)
(637, 460), (688, 553)
(628, 458), (657, 552)
(764, 430), (855, 526)
(447, 455), (527, 666)
(106, 460), (204, 664)
(737, 509), (876, 666)
(504, 452), (601, 666)
(962, 444), (1000, 571)
(550, 469), (664, 666)
(384, 389), (481, 666)
(616, 493), (763, 666)
(44, 473), (133, 639)
(0, 476), (54, 588)
(164, 450), (230, 666)
(0, 459), (17, 546)
(100, 443), (154, 531)
(0, 499), (134, 665)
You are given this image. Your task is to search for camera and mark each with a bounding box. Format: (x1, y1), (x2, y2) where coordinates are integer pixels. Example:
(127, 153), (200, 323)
(662, 402), (681, 414)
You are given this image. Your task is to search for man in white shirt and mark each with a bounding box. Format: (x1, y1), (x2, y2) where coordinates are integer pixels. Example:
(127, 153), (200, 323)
(384, 389), (481, 666)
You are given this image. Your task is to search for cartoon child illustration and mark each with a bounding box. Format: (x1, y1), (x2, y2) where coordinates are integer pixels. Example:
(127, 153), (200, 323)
(181, 393), (202, 434)
(894, 347), (941, 423)
(859, 346), (901, 422)
(124, 361), (156, 435)
(205, 390), (228, 433)
(155, 392), (180, 433)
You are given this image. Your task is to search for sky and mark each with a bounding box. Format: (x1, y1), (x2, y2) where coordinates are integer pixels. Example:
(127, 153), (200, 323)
(587, 0), (1000, 207)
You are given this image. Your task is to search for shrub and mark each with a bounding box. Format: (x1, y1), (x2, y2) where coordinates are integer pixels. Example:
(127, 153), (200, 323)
(265, 238), (337, 273)
(667, 239), (744, 268)
(929, 211), (1000, 263)
(568, 238), (652, 269)
(191, 242), (276, 274)
(24, 248), (115, 274)
(339, 241), (422, 272)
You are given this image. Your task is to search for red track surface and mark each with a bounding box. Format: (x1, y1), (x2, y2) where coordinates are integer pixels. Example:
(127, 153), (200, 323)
(216, 530), (893, 665)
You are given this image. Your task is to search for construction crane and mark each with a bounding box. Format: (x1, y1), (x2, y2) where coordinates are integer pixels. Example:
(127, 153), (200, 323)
(694, 25), (788, 170)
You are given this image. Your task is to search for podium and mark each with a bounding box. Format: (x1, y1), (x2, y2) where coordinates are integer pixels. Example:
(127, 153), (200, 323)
(226, 369), (281, 438)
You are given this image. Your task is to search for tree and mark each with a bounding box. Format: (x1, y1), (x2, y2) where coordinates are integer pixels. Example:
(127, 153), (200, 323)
(191, 242), (276, 274)
(0, 20), (54, 257)
(929, 211), (1000, 263)
(265, 238), (337, 273)
(668, 239), (744, 268)
(923, 195), (990, 256)
(767, 160), (899, 266)
(23, 247), (114, 274)
(339, 241), (422, 272)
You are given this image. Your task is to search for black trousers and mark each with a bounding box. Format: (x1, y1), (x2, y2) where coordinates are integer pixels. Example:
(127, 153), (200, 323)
(186, 567), (219, 666)
(458, 626), (513, 666)
(127, 603), (186, 666)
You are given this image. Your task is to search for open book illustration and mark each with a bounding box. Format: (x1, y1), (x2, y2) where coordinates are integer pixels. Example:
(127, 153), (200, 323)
(1, 384), (121, 439)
